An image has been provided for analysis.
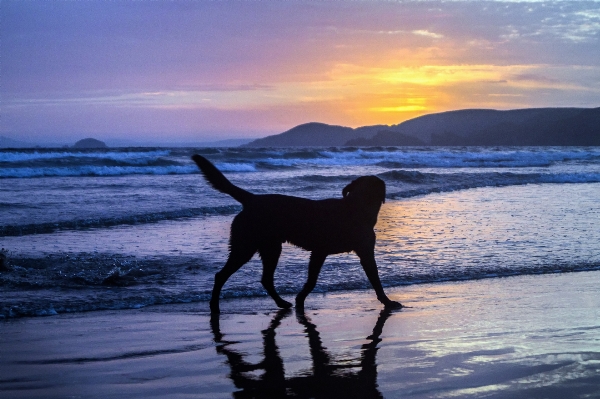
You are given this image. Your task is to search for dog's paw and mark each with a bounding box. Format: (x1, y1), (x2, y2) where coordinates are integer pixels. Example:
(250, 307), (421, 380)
(277, 300), (293, 309)
(384, 300), (403, 309)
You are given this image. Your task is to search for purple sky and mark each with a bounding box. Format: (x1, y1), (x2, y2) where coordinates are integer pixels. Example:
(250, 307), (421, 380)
(2, 0), (599, 144)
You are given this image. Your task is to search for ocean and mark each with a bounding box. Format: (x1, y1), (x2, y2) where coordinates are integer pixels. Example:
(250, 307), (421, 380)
(1, 146), (599, 318)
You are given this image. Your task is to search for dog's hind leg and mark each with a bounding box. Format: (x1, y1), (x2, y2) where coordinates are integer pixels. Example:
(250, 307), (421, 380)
(295, 252), (327, 310)
(259, 243), (292, 309)
(211, 243), (256, 313)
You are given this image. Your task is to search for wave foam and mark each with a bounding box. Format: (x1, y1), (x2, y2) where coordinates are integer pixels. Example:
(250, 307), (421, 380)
(3, 147), (600, 178)
(0, 150), (171, 163)
(382, 170), (600, 198)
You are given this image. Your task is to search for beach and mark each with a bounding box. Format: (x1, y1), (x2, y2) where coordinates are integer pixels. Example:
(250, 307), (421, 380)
(2, 270), (600, 398)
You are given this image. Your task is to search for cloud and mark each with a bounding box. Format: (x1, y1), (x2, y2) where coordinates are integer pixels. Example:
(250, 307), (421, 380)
(412, 30), (444, 39)
(510, 73), (560, 84)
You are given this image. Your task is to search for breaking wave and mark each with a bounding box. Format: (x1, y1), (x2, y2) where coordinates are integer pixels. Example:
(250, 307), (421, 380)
(3, 146), (600, 178)
(0, 205), (241, 237)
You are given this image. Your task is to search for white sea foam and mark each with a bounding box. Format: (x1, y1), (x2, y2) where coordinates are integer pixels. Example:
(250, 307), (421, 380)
(2, 147), (600, 178)
(0, 150), (171, 163)
(0, 165), (197, 178)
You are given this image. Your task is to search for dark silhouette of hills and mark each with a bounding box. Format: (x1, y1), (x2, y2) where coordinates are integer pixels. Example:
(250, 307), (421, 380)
(426, 108), (600, 146)
(244, 108), (600, 147)
(73, 138), (108, 148)
(244, 122), (386, 147)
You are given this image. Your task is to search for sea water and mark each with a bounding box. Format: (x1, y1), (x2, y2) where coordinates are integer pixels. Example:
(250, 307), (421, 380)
(1, 146), (599, 318)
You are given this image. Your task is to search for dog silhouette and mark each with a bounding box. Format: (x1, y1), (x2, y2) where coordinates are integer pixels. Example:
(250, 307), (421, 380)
(192, 155), (402, 313)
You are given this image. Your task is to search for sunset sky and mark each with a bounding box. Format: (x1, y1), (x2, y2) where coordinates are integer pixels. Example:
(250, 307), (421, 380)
(2, 0), (599, 144)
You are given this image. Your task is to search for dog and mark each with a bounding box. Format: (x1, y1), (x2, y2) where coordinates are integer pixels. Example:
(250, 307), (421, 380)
(192, 154), (402, 313)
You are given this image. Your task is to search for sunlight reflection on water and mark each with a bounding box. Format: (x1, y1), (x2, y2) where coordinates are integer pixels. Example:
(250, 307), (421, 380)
(376, 183), (600, 278)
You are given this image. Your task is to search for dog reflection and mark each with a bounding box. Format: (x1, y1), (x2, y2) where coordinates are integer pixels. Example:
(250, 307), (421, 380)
(210, 308), (393, 398)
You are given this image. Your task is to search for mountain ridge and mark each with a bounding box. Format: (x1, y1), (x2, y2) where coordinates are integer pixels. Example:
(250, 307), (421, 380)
(244, 107), (600, 147)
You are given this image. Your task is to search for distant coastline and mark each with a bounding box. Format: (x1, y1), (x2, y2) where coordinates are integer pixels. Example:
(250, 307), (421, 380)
(3, 107), (599, 149)
(245, 107), (600, 147)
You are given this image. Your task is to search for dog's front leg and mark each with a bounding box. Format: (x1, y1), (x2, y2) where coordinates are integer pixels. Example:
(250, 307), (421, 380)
(295, 252), (327, 310)
(356, 248), (402, 309)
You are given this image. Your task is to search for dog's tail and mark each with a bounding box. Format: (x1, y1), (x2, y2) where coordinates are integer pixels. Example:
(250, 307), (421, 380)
(192, 154), (253, 205)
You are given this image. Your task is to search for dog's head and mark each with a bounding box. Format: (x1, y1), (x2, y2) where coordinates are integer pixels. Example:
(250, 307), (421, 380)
(342, 176), (386, 205)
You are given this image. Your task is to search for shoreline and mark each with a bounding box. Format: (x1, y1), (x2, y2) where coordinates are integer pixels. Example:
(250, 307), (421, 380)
(2, 270), (600, 398)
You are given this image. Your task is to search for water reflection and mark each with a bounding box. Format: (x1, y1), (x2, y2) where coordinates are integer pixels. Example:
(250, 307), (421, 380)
(210, 308), (394, 398)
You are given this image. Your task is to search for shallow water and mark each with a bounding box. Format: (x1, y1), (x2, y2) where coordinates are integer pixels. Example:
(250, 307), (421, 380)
(1, 146), (599, 318)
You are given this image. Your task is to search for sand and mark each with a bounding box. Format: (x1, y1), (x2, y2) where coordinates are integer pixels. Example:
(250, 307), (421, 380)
(1, 271), (600, 398)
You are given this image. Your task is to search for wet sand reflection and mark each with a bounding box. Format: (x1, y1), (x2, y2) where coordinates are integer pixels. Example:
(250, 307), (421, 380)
(210, 308), (395, 398)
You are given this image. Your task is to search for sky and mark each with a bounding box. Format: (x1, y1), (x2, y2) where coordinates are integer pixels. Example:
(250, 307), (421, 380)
(1, 0), (600, 145)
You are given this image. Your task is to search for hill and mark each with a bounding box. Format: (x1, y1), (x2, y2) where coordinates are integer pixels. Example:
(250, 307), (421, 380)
(418, 108), (599, 146)
(244, 122), (385, 147)
(346, 130), (425, 146)
(244, 108), (599, 147)
(73, 138), (108, 148)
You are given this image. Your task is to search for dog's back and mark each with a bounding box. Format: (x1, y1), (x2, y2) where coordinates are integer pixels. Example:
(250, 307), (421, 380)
(193, 155), (384, 253)
(236, 195), (361, 252)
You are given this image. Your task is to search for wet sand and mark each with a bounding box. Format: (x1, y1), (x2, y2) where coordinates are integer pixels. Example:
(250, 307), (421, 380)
(1, 271), (600, 398)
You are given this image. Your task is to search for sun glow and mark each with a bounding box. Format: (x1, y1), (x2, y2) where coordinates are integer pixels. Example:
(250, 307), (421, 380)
(306, 62), (600, 125)
(10, 61), (598, 131)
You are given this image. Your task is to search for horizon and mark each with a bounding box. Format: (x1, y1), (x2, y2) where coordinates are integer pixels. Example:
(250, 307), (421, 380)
(2, 1), (599, 144)
(3, 105), (597, 148)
